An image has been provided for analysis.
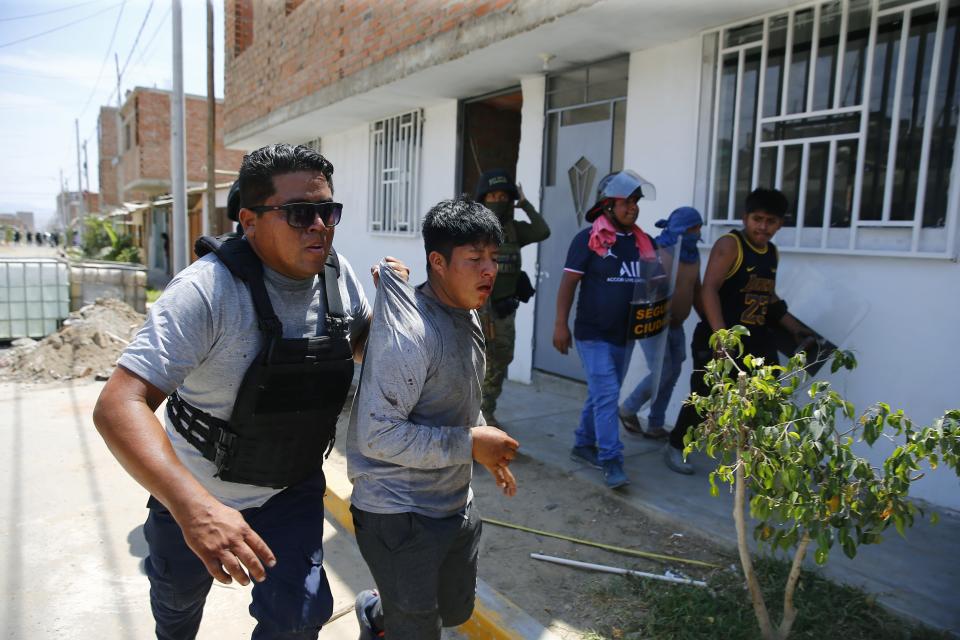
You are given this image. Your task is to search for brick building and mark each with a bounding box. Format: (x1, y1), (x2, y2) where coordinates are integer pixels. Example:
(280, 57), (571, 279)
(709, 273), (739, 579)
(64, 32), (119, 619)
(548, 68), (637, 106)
(222, 0), (960, 518)
(99, 87), (245, 206)
(98, 87), (245, 282)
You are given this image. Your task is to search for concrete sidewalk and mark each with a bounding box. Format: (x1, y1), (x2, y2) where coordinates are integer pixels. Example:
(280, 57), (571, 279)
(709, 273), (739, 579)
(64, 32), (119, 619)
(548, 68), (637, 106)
(493, 373), (960, 636)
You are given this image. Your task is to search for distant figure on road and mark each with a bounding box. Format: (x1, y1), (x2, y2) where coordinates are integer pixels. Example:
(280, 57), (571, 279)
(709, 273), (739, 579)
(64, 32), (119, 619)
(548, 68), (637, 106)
(93, 143), (409, 639)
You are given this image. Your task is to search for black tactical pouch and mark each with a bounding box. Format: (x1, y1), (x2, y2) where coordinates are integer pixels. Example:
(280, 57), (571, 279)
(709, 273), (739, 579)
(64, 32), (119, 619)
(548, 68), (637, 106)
(515, 271), (536, 303)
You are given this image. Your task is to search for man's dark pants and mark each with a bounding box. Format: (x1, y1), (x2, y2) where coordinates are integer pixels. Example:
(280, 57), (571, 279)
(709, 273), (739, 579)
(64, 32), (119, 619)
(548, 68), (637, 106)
(142, 471), (333, 640)
(351, 502), (481, 640)
(670, 322), (780, 450)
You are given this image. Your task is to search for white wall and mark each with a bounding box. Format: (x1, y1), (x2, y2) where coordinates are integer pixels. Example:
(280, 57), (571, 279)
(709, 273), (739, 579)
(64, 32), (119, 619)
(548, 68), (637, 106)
(624, 36), (960, 511)
(509, 75), (547, 385)
(324, 100), (460, 301)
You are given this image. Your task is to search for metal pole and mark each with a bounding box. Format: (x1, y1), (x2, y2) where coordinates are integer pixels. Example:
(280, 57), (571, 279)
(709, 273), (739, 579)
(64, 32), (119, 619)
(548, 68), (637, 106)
(205, 0), (216, 237)
(58, 168), (64, 231)
(113, 52), (125, 207)
(83, 140), (90, 196)
(75, 119), (85, 222)
(171, 0), (188, 274)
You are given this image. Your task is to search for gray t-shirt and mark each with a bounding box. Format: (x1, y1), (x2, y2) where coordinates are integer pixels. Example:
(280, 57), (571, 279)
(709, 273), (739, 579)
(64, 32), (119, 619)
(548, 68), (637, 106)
(119, 246), (371, 510)
(346, 264), (485, 518)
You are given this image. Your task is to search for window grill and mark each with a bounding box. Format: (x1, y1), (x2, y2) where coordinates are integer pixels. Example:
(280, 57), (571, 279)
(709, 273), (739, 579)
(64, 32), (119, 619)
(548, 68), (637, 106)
(368, 110), (423, 235)
(702, 0), (960, 256)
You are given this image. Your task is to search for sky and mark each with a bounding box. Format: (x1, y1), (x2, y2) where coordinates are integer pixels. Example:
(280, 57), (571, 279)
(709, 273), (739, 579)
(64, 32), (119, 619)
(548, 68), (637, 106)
(0, 0), (226, 229)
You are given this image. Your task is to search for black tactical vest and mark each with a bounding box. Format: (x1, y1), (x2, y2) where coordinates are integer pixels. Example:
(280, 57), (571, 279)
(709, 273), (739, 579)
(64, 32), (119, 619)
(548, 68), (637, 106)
(166, 234), (355, 489)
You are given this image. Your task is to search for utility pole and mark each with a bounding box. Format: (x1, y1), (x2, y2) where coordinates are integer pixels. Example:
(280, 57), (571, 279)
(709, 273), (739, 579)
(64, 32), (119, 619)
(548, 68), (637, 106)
(115, 52), (124, 206)
(171, 0), (188, 274)
(58, 168), (64, 231)
(205, 0), (216, 237)
(82, 140), (90, 196)
(75, 118), (85, 224)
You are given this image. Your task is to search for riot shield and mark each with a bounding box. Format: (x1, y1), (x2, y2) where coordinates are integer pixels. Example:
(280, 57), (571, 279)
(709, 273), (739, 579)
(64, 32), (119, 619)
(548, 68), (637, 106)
(619, 240), (680, 425)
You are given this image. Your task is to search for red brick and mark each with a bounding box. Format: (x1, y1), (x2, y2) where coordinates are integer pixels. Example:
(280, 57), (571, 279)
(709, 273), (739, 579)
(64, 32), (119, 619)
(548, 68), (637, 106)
(224, 0), (519, 135)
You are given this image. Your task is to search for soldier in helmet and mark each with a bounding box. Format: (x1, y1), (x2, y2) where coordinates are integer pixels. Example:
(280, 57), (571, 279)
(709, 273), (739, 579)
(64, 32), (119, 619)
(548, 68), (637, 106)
(474, 169), (550, 426)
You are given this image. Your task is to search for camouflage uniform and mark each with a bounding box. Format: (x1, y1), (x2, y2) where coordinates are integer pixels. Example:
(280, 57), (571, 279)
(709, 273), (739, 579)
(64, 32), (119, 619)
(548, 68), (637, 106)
(479, 199), (550, 421)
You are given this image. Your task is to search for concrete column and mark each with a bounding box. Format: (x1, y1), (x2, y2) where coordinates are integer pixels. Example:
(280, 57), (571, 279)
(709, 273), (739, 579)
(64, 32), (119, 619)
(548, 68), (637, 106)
(509, 74), (546, 385)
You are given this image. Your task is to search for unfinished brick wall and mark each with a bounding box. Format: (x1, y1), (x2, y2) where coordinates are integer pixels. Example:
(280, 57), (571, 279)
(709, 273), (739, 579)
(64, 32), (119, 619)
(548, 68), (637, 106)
(98, 107), (120, 206)
(109, 88), (246, 199)
(224, 0), (518, 134)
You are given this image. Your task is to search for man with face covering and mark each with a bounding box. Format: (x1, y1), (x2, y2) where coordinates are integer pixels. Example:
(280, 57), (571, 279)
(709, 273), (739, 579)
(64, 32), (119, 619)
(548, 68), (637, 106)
(474, 169), (550, 426)
(618, 207), (704, 440)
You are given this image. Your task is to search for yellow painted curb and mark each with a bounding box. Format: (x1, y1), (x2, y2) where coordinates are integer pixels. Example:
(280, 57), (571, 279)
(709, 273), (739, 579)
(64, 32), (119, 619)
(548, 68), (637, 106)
(323, 480), (560, 640)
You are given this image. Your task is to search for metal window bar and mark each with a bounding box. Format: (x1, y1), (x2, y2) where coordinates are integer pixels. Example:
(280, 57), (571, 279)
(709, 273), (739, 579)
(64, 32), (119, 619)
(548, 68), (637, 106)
(758, 132), (861, 146)
(795, 142), (811, 245)
(719, 42), (764, 54)
(707, 28), (727, 222)
(760, 104), (863, 122)
(878, 0), (940, 16)
(821, 139), (838, 247)
(911, 0), (948, 250)
(751, 16), (771, 189)
(782, 11), (796, 115)
(945, 88), (960, 258)
(727, 50), (746, 220)
(368, 110), (422, 235)
(808, 4), (822, 113)
(848, 0), (881, 249)
(711, 0), (956, 254)
(881, 9), (911, 222)
(833, 0), (851, 109)
(776, 143), (786, 189)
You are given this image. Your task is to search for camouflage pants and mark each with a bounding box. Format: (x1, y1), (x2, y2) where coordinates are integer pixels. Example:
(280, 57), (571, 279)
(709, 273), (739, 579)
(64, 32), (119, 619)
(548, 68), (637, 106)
(479, 306), (516, 421)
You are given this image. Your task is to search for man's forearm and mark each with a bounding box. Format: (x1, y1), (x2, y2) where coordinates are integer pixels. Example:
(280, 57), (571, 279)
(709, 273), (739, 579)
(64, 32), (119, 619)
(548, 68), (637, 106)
(779, 312), (806, 336)
(351, 316), (371, 363)
(518, 200), (550, 243)
(94, 382), (213, 517)
(555, 276), (577, 328)
(357, 418), (474, 469)
(702, 288), (725, 332)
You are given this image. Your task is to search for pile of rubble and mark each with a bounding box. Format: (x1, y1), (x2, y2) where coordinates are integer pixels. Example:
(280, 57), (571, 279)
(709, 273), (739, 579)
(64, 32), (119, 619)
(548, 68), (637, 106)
(0, 298), (145, 383)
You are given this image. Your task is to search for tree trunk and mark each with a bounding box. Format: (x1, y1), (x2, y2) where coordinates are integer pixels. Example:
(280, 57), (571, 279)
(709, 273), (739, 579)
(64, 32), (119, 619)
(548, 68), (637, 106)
(733, 372), (777, 639)
(735, 460), (776, 639)
(778, 531), (811, 639)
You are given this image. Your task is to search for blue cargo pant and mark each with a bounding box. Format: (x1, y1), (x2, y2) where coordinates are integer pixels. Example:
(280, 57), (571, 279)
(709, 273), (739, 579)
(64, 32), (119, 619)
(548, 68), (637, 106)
(142, 471), (333, 640)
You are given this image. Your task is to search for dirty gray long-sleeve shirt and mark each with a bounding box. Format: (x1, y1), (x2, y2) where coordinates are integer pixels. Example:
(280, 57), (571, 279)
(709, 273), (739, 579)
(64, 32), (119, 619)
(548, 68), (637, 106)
(346, 263), (485, 517)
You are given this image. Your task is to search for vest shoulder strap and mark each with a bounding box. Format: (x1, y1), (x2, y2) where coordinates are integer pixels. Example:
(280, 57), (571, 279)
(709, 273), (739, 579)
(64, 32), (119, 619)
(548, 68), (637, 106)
(322, 249), (349, 338)
(195, 234), (283, 336)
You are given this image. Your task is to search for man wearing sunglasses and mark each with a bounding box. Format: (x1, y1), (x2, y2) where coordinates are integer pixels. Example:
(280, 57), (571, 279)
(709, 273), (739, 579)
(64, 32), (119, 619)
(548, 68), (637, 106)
(94, 143), (407, 639)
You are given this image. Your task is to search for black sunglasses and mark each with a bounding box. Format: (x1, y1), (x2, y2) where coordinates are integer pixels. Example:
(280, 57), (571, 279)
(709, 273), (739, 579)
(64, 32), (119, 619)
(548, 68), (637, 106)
(246, 201), (343, 228)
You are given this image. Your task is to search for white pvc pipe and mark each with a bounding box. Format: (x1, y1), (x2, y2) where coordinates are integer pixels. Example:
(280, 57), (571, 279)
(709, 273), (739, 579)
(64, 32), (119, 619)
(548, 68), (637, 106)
(530, 553), (708, 588)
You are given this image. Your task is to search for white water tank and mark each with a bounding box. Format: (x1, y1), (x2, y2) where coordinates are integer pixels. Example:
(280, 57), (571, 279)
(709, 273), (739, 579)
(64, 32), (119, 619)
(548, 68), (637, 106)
(0, 258), (70, 339)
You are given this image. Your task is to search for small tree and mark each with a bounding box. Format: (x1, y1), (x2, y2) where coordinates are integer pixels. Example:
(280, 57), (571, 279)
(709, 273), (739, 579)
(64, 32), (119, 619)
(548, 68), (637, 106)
(79, 216), (142, 264)
(685, 326), (959, 640)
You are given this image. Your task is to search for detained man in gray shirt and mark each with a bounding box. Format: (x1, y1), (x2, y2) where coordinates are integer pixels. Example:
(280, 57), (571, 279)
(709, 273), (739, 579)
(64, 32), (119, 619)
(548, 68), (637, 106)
(347, 199), (520, 639)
